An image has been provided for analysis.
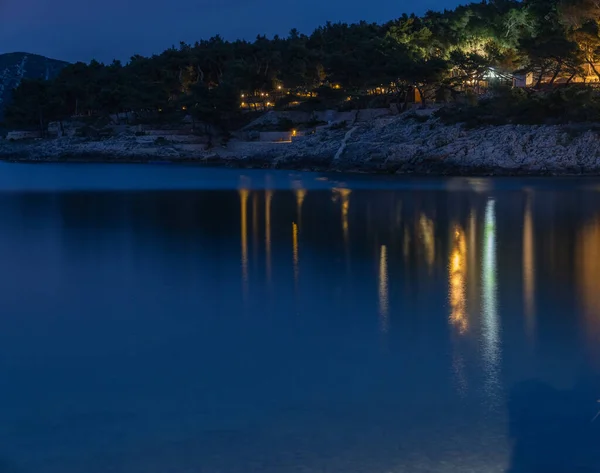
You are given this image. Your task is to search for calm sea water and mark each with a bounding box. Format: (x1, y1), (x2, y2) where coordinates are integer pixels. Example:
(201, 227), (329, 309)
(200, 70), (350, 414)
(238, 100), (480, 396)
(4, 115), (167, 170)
(0, 164), (598, 472)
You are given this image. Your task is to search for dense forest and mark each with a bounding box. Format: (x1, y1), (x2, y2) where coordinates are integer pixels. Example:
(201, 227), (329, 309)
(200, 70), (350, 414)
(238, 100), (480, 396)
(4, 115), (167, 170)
(6, 0), (600, 132)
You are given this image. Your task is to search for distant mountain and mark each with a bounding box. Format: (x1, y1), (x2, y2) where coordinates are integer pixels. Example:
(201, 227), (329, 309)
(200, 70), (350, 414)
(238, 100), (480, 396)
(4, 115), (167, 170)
(0, 52), (69, 119)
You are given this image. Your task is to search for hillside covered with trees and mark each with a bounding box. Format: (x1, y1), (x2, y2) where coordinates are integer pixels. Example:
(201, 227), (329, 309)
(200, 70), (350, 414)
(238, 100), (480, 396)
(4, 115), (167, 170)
(6, 0), (600, 133)
(0, 53), (68, 120)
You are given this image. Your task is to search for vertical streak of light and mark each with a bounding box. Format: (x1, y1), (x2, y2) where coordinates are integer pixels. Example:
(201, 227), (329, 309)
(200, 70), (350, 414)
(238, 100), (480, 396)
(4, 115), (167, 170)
(252, 192), (259, 263)
(239, 189), (249, 297)
(452, 352), (467, 395)
(333, 188), (352, 275)
(296, 189), (306, 228)
(523, 195), (536, 336)
(293, 222), (299, 286)
(265, 190), (273, 285)
(379, 245), (389, 333)
(419, 214), (435, 271)
(576, 218), (600, 344)
(449, 225), (468, 395)
(342, 192), (350, 243)
(333, 188), (351, 243)
(403, 225), (410, 260)
(449, 226), (468, 333)
(395, 201), (402, 229)
(340, 189), (351, 273)
(468, 208), (478, 311)
(482, 199), (500, 402)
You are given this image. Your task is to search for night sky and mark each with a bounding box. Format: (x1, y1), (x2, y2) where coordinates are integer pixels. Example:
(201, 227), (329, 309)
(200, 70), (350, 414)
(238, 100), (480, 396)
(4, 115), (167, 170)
(0, 0), (462, 64)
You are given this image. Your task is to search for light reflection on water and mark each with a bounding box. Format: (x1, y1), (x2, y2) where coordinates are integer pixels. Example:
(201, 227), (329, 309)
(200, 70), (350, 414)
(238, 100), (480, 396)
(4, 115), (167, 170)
(449, 225), (467, 334)
(265, 189), (273, 286)
(482, 199), (501, 404)
(419, 214), (435, 271)
(378, 245), (389, 333)
(292, 222), (299, 287)
(332, 187), (351, 244)
(577, 214), (600, 345)
(0, 169), (598, 472)
(239, 188), (249, 296)
(523, 193), (536, 337)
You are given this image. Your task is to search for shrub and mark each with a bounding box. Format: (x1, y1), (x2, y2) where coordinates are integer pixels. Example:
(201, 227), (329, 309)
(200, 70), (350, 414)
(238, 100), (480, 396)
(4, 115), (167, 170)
(276, 118), (295, 131)
(75, 126), (99, 138)
(329, 120), (348, 130)
(405, 112), (430, 123)
(436, 85), (600, 127)
(306, 115), (327, 128)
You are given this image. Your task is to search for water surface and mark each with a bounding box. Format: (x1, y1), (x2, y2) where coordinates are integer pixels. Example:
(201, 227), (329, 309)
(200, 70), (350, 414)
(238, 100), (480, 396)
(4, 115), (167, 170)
(0, 164), (598, 472)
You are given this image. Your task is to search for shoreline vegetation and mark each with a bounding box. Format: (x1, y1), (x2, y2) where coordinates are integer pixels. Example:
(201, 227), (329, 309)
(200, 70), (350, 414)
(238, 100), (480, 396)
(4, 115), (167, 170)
(5, 0), (600, 174)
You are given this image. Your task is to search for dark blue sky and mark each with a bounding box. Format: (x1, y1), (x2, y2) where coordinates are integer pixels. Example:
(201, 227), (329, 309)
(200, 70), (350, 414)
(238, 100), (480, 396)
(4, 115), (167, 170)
(0, 0), (462, 63)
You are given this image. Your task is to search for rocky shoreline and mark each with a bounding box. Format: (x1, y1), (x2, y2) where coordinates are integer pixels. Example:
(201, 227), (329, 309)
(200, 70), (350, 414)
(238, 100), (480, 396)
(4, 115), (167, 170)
(3, 114), (600, 175)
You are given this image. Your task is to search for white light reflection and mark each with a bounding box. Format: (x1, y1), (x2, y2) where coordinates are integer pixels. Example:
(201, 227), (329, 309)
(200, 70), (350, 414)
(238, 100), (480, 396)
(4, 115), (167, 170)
(419, 214), (435, 271)
(482, 199), (500, 402)
(467, 208), (478, 313)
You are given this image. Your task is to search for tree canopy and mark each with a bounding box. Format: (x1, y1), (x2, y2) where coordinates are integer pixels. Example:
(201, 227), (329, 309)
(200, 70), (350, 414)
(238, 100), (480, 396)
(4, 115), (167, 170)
(6, 0), (600, 132)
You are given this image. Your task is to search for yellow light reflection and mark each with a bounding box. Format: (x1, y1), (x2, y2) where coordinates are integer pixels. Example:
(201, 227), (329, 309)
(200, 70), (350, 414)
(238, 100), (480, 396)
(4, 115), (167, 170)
(403, 225), (410, 259)
(468, 208), (478, 312)
(523, 195), (536, 335)
(296, 188), (306, 214)
(265, 190), (273, 284)
(449, 226), (468, 334)
(293, 180), (307, 227)
(419, 214), (435, 270)
(379, 245), (389, 333)
(293, 222), (299, 284)
(577, 217), (600, 339)
(239, 189), (249, 293)
(482, 199), (500, 400)
(333, 188), (351, 241)
(252, 192), (258, 262)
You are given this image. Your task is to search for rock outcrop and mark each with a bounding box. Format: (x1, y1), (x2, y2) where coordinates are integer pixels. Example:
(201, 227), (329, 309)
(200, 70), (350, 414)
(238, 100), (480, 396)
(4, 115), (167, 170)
(3, 114), (600, 175)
